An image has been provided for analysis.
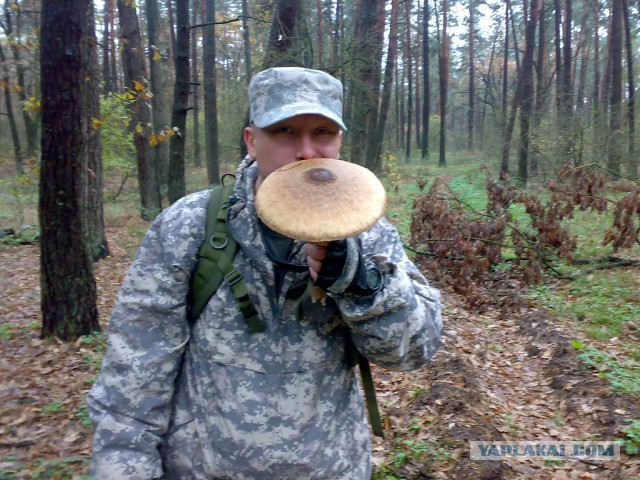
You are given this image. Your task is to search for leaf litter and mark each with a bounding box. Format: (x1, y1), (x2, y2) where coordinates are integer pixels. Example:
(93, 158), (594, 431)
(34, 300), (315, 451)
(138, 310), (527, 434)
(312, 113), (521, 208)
(1, 229), (639, 479)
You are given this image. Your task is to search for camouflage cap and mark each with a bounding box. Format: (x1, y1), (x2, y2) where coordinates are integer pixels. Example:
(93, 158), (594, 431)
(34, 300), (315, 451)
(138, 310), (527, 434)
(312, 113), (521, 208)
(248, 67), (347, 131)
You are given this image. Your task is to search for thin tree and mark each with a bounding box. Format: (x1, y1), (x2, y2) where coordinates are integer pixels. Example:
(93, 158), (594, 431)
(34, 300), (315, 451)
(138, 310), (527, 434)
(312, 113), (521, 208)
(607, 0), (623, 175)
(101, 0), (115, 93)
(2, 3), (38, 159)
(438, 0), (449, 167)
(191, 0), (201, 168)
(84, 1), (109, 261)
(468, 0), (475, 151)
(421, 0), (430, 159)
(374, 0), (400, 167)
(348, 0), (384, 169)
(117, 0), (162, 219)
(147, 0), (170, 190)
(40, 0), (100, 340)
(502, 1), (509, 118)
(404, 0), (414, 162)
(203, 0), (220, 185)
(530, 0), (546, 177)
(0, 42), (23, 174)
(517, 0), (541, 186)
(241, 0), (253, 78)
(622, 0), (636, 177)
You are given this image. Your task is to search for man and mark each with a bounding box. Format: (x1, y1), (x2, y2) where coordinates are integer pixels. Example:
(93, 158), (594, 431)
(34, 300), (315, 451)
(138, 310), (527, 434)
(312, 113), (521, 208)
(88, 67), (442, 480)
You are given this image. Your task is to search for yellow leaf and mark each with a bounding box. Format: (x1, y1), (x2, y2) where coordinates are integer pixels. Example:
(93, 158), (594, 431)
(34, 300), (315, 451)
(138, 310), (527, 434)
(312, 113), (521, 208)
(91, 118), (103, 130)
(11, 2), (19, 10)
(152, 46), (162, 62)
(135, 124), (144, 134)
(133, 80), (144, 91)
(14, 85), (23, 92)
(149, 135), (158, 147)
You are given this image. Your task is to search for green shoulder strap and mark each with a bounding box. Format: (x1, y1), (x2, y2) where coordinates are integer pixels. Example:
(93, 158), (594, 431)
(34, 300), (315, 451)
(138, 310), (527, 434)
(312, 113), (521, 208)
(189, 183), (265, 333)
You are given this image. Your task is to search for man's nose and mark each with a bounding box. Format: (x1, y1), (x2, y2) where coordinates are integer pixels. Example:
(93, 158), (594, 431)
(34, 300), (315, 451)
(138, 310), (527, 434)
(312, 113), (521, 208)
(296, 133), (317, 160)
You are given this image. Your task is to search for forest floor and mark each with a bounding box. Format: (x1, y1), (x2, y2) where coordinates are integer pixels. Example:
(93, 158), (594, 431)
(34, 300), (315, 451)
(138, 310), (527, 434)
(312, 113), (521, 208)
(1, 184), (640, 479)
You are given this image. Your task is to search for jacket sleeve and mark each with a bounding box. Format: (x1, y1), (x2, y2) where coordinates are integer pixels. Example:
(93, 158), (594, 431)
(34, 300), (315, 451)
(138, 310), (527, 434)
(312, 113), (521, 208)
(329, 218), (443, 371)
(87, 194), (207, 480)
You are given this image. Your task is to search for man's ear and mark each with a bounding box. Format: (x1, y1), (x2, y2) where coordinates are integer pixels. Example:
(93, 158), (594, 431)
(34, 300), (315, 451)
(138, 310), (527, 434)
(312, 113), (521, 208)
(244, 126), (256, 159)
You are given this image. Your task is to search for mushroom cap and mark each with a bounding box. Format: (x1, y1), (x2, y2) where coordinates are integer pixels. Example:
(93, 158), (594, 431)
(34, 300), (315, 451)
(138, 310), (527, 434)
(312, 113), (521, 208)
(255, 158), (386, 242)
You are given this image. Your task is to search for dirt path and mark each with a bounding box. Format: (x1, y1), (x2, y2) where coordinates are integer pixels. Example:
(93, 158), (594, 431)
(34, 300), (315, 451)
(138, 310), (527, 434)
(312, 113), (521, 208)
(1, 238), (639, 479)
(372, 294), (640, 479)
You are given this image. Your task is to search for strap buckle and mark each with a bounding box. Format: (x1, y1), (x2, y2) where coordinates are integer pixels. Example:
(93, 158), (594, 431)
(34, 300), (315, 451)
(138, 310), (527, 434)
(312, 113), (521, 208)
(209, 234), (229, 250)
(224, 269), (242, 286)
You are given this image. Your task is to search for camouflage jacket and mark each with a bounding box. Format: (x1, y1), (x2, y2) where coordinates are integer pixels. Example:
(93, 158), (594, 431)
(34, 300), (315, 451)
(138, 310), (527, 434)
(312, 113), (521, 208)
(87, 156), (442, 480)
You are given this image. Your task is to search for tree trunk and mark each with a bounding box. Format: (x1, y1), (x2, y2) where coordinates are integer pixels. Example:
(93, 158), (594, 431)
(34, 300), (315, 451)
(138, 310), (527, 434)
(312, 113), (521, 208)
(316, 0), (324, 64)
(84, 1), (109, 262)
(263, 0), (303, 67)
(404, 0), (413, 162)
(203, 0), (220, 185)
(191, 0), (201, 168)
(530, 0), (546, 177)
(0, 42), (24, 175)
(517, 0), (541, 186)
(621, 0), (636, 177)
(147, 0), (170, 191)
(438, 0), (448, 167)
(502, 2), (509, 119)
(348, 0), (384, 169)
(607, 0), (623, 175)
(168, 0), (190, 202)
(374, 0), (399, 167)
(101, 0), (114, 93)
(117, 0), (162, 220)
(2, 5), (38, 159)
(39, 0), (99, 340)
(468, 0), (475, 151)
(421, 0), (430, 159)
(554, 0), (562, 113)
(242, 0), (253, 78)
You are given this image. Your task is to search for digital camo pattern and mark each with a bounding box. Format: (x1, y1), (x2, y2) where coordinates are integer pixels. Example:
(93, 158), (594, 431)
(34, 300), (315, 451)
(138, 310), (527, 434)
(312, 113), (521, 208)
(87, 156), (443, 480)
(248, 67), (347, 131)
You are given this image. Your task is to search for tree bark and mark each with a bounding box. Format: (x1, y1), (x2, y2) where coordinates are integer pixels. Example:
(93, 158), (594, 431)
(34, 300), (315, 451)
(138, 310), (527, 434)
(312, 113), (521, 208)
(607, 0), (623, 175)
(622, 0), (637, 177)
(84, 1), (109, 262)
(39, 0), (100, 340)
(517, 0), (541, 186)
(191, 0), (201, 168)
(168, 0), (190, 202)
(468, 0), (475, 151)
(438, 0), (448, 166)
(117, 0), (162, 219)
(421, 0), (430, 159)
(147, 0), (170, 189)
(203, 0), (220, 185)
(374, 0), (399, 166)
(404, 0), (414, 162)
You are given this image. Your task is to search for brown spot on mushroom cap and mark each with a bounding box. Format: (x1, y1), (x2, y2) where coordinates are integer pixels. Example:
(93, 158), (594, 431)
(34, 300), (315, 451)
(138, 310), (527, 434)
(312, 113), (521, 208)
(255, 158), (386, 242)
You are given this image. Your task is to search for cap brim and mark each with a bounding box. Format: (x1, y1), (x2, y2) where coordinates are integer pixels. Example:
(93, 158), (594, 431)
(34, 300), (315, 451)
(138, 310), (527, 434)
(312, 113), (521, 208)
(253, 104), (347, 131)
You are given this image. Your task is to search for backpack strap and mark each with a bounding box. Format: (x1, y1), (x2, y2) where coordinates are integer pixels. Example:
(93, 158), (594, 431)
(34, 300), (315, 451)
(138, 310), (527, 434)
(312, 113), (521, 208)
(346, 335), (385, 438)
(189, 184), (383, 436)
(189, 183), (265, 333)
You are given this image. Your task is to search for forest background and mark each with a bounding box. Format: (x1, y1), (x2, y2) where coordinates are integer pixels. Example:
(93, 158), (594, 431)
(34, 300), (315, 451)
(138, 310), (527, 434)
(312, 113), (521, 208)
(1, 0), (640, 478)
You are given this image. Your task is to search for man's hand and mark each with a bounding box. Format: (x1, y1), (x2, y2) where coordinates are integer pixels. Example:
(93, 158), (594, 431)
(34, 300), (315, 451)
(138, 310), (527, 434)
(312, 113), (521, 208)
(303, 241), (330, 282)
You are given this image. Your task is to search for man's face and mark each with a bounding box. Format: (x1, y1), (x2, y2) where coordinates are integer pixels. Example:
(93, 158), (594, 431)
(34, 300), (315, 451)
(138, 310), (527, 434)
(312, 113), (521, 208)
(244, 114), (343, 191)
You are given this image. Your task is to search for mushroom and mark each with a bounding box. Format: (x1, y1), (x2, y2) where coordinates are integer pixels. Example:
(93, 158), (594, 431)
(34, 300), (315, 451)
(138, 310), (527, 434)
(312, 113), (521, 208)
(255, 158), (386, 242)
